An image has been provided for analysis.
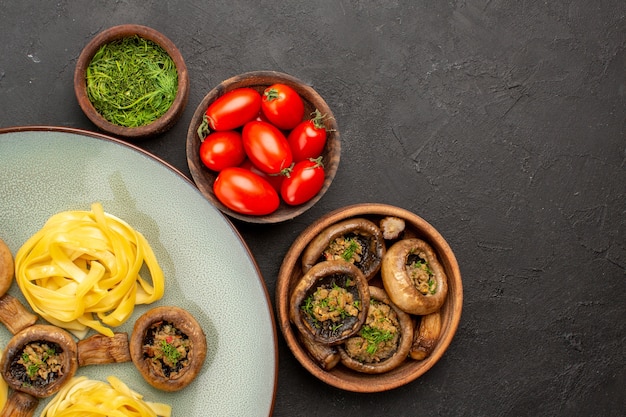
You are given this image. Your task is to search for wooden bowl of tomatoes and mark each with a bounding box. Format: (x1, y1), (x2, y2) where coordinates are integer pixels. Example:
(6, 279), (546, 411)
(186, 71), (340, 223)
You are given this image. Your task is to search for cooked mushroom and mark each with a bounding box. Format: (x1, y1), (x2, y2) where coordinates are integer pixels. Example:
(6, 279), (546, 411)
(0, 294), (38, 335)
(0, 391), (39, 417)
(130, 306), (207, 392)
(296, 331), (340, 371)
(290, 260), (370, 345)
(379, 216), (406, 240)
(337, 286), (413, 374)
(381, 238), (448, 315)
(0, 324), (78, 399)
(77, 332), (131, 366)
(0, 238), (14, 298)
(301, 218), (386, 281)
(410, 310), (442, 361)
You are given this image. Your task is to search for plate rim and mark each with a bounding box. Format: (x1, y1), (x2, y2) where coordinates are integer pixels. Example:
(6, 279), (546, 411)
(0, 125), (278, 415)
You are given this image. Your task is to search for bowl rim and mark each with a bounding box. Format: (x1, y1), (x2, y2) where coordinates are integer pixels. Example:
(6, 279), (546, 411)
(275, 203), (463, 392)
(73, 24), (189, 139)
(186, 70), (341, 224)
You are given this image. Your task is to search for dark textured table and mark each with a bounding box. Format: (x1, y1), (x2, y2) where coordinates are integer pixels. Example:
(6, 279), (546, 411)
(1, 1), (624, 416)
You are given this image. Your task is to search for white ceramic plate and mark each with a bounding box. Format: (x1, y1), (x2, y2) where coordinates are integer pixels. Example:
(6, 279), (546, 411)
(0, 127), (276, 416)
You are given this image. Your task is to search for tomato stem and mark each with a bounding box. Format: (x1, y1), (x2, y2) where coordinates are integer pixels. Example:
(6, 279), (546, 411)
(263, 88), (280, 102)
(280, 163), (294, 178)
(197, 114), (210, 140)
(308, 156), (324, 168)
(310, 109), (326, 130)
(310, 109), (336, 132)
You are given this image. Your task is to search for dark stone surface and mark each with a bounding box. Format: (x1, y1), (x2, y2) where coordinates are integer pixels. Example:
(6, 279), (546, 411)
(1, 1), (624, 415)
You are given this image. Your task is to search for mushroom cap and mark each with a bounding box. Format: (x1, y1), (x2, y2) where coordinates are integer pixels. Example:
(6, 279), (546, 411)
(301, 218), (386, 281)
(130, 306), (207, 392)
(381, 238), (448, 315)
(290, 260), (370, 345)
(338, 286), (414, 374)
(0, 324), (78, 398)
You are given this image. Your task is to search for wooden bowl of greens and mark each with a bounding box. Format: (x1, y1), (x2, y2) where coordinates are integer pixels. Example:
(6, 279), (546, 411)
(74, 24), (189, 139)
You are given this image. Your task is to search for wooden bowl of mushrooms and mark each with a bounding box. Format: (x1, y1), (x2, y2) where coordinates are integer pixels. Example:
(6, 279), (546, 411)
(276, 203), (463, 392)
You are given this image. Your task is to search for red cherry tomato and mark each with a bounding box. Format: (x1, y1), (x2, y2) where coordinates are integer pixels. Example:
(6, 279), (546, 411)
(199, 130), (245, 172)
(239, 159), (285, 192)
(204, 88), (261, 131)
(280, 158), (325, 206)
(261, 83), (305, 130)
(213, 167), (280, 215)
(287, 109), (328, 162)
(242, 121), (293, 175)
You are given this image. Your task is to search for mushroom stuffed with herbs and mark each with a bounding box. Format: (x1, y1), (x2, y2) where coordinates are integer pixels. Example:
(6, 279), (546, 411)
(381, 238), (448, 315)
(290, 260), (370, 345)
(337, 286), (413, 374)
(0, 324), (78, 399)
(130, 306), (207, 392)
(301, 218), (386, 281)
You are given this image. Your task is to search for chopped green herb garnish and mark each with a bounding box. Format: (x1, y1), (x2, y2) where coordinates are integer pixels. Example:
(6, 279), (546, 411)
(86, 35), (178, 127)
(27, 363), (39, 378)
(428, 279), (437, 294)
(341, 238), (360, 262)
(160, 340), (182, 365)
(42, 347), (55, 362)
(302, 295), (314, 315)
(413, 259), (433, 275)
(360, 325), (394, 355)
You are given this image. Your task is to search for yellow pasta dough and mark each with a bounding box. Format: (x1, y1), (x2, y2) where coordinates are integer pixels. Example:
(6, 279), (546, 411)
(40, 376), (171, 417)
(15, 202), (164, 338)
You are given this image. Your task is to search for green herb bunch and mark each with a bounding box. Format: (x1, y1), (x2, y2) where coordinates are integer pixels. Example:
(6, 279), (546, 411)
(86, 36), (178, 127)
